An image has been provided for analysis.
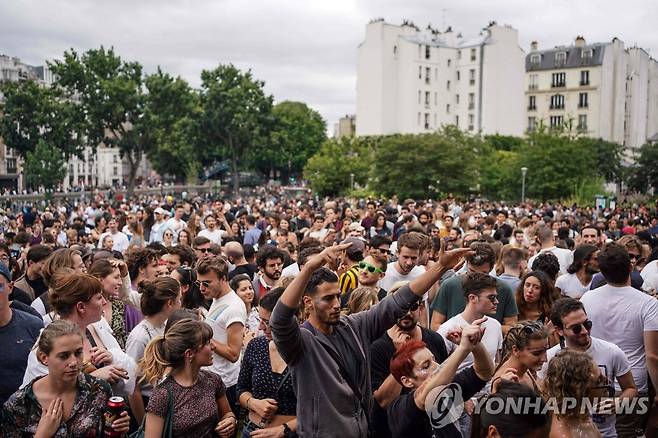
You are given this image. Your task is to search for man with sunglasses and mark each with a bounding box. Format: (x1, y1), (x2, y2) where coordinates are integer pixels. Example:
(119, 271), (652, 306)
(355, 253), (388, 302)
(542, 298), (637, 437)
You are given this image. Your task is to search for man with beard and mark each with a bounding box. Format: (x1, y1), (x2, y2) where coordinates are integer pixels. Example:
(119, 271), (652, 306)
(370, 289), (449, 438)
(555, 244), (599, 299)
(380, 232), (426, 292)
(252, 245), (285, 299)
(541, 298), (637, 437)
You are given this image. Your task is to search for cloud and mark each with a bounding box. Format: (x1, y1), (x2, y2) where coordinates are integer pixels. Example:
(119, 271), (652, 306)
(1, 0), (656, 129)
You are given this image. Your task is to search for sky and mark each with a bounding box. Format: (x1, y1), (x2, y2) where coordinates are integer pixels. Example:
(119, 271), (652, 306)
(1, 0), (656, 132)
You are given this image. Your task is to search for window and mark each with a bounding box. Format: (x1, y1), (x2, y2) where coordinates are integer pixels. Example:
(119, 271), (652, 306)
(580, 70), (590, 86)
(456, 94), (460, 104)
(446, 104), (450, 114)
(446, 80), (451, 91)
(425, 67), (431, 84)
(113, 155), (118, 163)
(528, 74), (538, 90)
(581, 49), (593, 60)
(418, 45), (422, 59)
(113, 166), (118, 176)
(418, 90), (421, 104)
(469, 69), (476, 86)
(456, 70), (460, 81)
(447, 59), (452, 67)
(435, 68), (438, 81)
(530, 54), (541, 66)
(551, 72), (566, 87)
(549, 115), (563, 128)
(578, 114), (588, 131)
(555, 51), (567, 66)
(468, 114), (474, 131)
(470, 48), (476, 61)
(418, 112), (421, 126)
(528, 117), (537, 132)
(455, 115), (459, 126)
(578, 92), (588, 108)
(425, 45), (431, 60)
(418, 66), (422, 79)
(393, 46), (397, 55)
(434, 92), (438, 105)
(6, 158), (17, 173)
(434, 114), (437, 126)
(528, 95), (536, 110)
(457, 50), (462, 59)
(424, 113), (430, 129)
(425, 91), (431, 106)
(468, 92), (475, 110)
(550, 94), (565, 109)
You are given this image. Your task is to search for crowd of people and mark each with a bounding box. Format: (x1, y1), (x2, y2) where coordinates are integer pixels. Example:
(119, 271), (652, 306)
(1, 192), (658, 438)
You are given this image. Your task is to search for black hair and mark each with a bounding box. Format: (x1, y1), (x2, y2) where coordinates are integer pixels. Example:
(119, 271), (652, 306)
(27, 244), (53, 263)
(304, 267), (338, 296)
(550, 297), (585, 328)
(598, 243), (631, 285)
(567, 244), (598, 274)
(174, 266), (209, 310)
(369, 234), (392, 250)
(260, 287), (284, 312)
(531, 252), (560, 281)
(471, 381), (549, 438)
(462, 272), (498, 299)
(256, 245), (286, 268)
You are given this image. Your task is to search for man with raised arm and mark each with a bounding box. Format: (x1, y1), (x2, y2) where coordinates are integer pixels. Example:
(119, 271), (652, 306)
(270, 241), (473, 438)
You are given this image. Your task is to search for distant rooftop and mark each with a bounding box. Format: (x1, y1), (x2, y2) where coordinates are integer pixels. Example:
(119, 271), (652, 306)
(525, 41), (608, 71)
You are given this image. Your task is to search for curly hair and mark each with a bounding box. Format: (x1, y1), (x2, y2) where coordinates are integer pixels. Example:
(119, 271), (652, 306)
(515, 270), (556, 321)
(545, 350), (598, 420)
(125, 247), (160, 280)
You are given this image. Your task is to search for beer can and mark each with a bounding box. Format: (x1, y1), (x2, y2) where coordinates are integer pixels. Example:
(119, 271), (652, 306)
(103, 396), (126, 437)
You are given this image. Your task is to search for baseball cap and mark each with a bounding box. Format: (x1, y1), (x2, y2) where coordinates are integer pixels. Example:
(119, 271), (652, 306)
(0, 262), (12, 282)
(342, 237), (366, 258)
(348, 222), (365, 233)
(154, 207), (166, 215)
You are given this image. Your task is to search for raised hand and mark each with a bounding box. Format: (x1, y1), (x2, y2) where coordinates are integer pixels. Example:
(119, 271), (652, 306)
(437, 238), (476, 271)
(305, 242), (353, 272)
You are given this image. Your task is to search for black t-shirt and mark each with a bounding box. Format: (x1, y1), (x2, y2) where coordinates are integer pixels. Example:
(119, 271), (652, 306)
(26, 276), (48, 299)
(9, 286), (32, 306)
(387, 366), (486, 438)
(228, 264), (258, 281)
(370, 327), (449, 438)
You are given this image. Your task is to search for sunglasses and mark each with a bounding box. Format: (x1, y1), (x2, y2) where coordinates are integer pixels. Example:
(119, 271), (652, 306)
(194, 280), (211, 288)
(358, 261), (383, 274)
(409, 299), (424, 311)
(481, 294), (499, 304)
(565, 319), (593, 335)
(195, 248), (211, 253)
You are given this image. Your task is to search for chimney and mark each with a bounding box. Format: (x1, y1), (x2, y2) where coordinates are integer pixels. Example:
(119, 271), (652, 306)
(530, 41), (538, 51)
(575, 36), (586, 48)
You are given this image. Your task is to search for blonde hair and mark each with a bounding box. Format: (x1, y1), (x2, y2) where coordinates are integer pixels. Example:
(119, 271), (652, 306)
(140, 319), (213, 385)
(38, 319), (83, 357)
(346, 287), (379, 315)
(41, 248), (82, 287)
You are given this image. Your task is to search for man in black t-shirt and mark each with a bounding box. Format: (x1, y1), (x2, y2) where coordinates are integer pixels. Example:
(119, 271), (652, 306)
(387, 318), (494, 438)
(370, 295), (448, 438)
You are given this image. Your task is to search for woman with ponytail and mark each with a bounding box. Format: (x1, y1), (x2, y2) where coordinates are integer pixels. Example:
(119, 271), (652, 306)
(140, 319), (236, 438)
(126, 277), (182, 424)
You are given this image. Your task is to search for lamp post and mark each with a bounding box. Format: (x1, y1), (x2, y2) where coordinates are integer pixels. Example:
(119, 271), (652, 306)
(521, 167), (528, 203)
(350, 173), (355, 192)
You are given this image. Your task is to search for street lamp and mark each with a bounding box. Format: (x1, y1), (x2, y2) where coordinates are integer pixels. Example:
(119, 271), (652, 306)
(521, 167), (528, 203)
(350, 173), (355, 191)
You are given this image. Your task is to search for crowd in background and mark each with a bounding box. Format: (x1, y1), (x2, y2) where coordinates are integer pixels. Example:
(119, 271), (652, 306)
(1, 192), (658, 438)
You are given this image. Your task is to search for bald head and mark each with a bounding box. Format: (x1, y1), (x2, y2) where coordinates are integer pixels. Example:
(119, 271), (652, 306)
(224, 241), (245, 259)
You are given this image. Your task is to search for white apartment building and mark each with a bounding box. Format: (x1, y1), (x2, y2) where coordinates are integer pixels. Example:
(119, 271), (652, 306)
(525, 37), (658, 150)
(0, 54), (155, 192)
(356, 20), (524, 136)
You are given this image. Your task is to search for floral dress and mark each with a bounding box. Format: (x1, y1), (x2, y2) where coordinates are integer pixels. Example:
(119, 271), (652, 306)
(2, 373), (112, 438)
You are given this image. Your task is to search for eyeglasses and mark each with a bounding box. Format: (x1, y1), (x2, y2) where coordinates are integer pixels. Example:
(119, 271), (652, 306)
(195, 247), (211, 253)
(409, 299), (424, 311)
(565, 319), (593, 335)
(195, 280), (211, 288)
(480, 293), (499, 304)
(164, 233), (174, 237)
(358, 261), (383, 274)
(256, 316), (271, 327)
(375, 247), (391, 256)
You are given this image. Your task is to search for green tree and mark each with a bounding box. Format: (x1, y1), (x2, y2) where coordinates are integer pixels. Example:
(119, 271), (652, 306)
(304, 136), (375, 196)
(0, 80), (84, 160)
(371, 126), (481, 199)
(628, 142), (658, 192)
(576, 137), (625, 183)
(479, 145), (521, 201)
(49, 47), (148, 195)
(143, 69), (200, 182)
(199, 64), (273, 192)
(23, 140), (67, 192)
(254, 101), (326, 182)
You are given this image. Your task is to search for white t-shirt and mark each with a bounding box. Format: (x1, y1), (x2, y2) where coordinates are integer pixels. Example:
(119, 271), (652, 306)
(528, 246), (573, 275)
(125, 319), (165, 397)
(438, 314), (502, 371)
(641, 260), (658, 293)
(97, 231), (130, 253)
(379, 262), (425, 292)
(204, 291), (247, 387)
(539, 337), (631, 438)
(581, 284), (658, 393)
(198, 228), (227, 246)
(555, 272), (591, 299)
(281, 263), (300, 278)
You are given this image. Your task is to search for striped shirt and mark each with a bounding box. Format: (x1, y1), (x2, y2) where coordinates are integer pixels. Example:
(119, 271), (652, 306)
(339, 265), (360, 295)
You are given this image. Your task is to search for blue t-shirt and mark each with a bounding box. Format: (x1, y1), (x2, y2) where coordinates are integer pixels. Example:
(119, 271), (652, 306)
(0, 309), (43, 405)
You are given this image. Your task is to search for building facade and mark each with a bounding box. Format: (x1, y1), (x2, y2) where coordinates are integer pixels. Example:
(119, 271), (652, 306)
(0, 54), (155, 192)
(333, 114), (356, 138)
(525, 37), (658, 150)
(356, 20), (525, 136)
